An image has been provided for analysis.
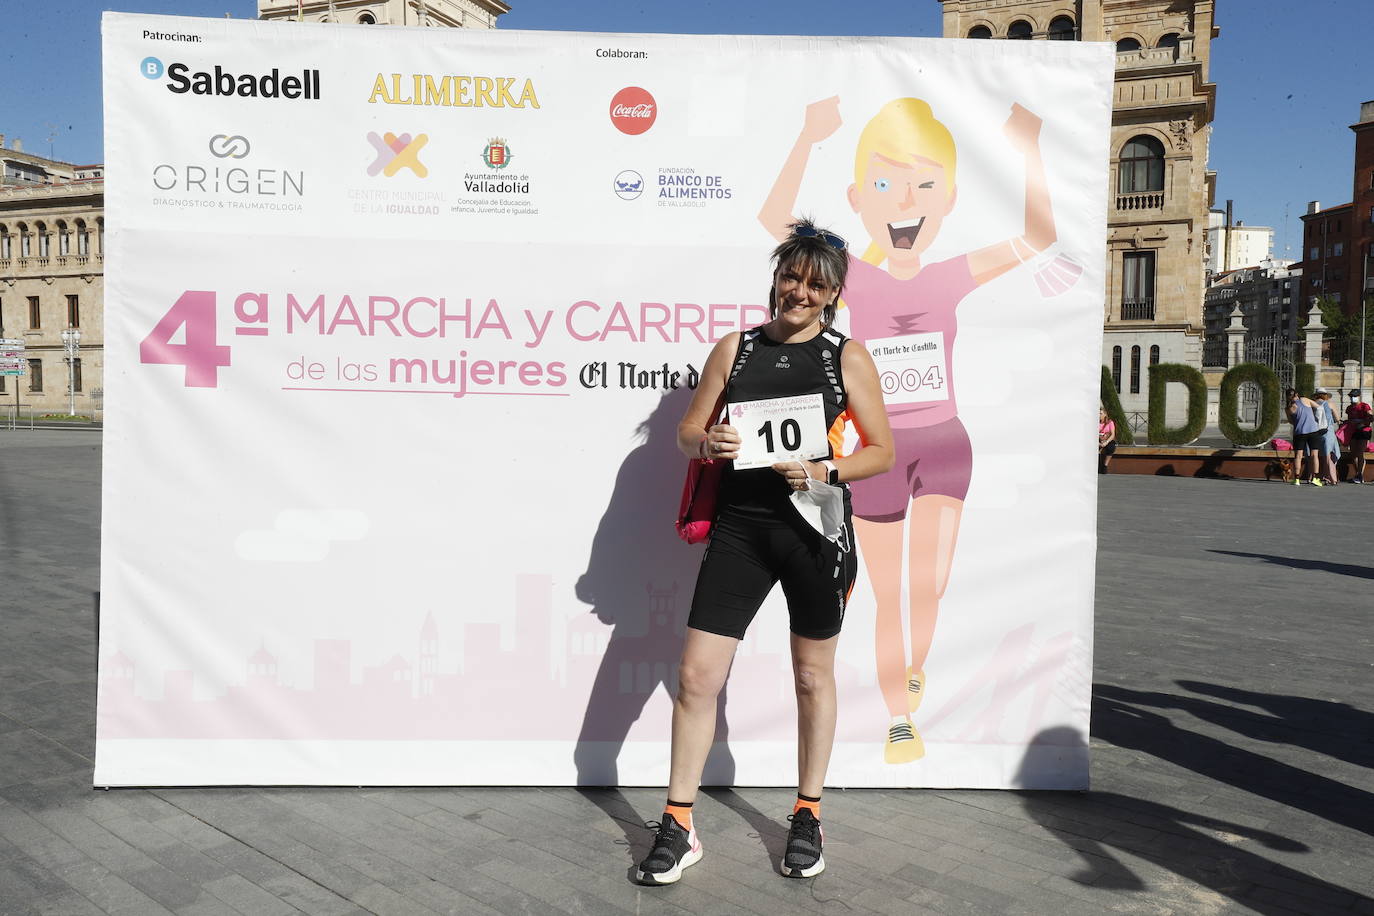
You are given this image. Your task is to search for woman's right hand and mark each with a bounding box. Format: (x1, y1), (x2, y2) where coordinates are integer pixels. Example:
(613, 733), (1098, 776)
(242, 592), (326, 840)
(702, 424), (742, 461)
(800, 96), (842, 144)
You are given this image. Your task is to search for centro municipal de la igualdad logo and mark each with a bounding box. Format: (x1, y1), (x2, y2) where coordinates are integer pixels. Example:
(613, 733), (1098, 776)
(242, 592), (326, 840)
(366, 132), (429, 178)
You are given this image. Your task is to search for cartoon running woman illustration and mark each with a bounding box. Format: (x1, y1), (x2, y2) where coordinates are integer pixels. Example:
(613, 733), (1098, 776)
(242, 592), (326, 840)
(759, 96), (1070, 763)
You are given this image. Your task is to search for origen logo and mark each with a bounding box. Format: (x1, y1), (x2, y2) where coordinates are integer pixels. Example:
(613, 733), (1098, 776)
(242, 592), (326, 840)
(209, 135), (250, 159)
(609, 86), (656, 135)
(366, 131), (429, 178)
(141, 57), (164, 79)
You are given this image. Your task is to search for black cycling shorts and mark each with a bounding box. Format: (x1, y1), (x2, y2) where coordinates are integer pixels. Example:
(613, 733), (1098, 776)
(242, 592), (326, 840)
(687, 508), (856, 641)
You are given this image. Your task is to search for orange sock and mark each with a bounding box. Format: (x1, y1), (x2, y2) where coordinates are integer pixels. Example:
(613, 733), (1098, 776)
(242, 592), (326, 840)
(664, 799), (694, 832)
(794, 793), (821, 819)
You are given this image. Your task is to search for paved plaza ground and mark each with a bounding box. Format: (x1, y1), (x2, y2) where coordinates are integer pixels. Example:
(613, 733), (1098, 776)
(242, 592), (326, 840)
(1, 428), (1371, 915)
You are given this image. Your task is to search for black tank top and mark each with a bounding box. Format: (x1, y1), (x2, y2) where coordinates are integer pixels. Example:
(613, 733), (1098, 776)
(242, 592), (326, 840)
(719, 326), (851, 522)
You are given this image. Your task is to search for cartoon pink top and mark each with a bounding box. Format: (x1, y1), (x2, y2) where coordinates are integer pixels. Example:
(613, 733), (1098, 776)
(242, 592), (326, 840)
(844, 253), (978, 429)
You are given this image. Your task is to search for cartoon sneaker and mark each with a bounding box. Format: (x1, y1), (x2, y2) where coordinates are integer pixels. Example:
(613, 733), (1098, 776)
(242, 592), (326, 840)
(884, 718), (925, 764)
(907, 667), (925, 715)
(635, 814), (702, 885)
(781, 808), (825, 878)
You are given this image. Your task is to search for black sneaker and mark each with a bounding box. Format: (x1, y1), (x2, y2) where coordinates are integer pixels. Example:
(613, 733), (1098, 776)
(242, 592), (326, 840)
(781, 808), (825, 877)
(634, 814), (702, 885)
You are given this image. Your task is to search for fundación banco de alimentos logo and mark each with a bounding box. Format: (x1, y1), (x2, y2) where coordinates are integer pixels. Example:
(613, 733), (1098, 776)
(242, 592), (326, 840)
(366, 131), (429, 178)
(613, 170), (643, 200)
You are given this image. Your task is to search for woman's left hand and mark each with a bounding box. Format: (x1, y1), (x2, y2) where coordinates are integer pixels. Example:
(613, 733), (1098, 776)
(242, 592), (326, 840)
(771, 460), (820, 491)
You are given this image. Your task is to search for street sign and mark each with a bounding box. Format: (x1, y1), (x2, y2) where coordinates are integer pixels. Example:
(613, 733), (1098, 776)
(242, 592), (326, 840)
(0, 338), (25, 349)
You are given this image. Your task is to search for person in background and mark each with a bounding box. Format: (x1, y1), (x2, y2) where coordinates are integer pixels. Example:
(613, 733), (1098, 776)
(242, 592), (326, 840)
(1346, 389), (1372, 484)
(1098, 407), (1117, 475)
(1286, 389), (1326, 486)
(1314, 389), (1341, 484)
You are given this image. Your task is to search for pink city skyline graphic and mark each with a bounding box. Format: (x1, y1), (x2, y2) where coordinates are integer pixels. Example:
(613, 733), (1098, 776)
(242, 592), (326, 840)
(98, 572), (1079, 746)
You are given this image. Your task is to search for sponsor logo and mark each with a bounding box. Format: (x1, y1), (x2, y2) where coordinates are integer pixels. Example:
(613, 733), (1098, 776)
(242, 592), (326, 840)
(481, 138), (511, 170)
(596, 47), (648, 60)
(367, 132), (429, 178)
(140, 57), (321, 100)
(613, 170), (643, 200)
(367, 73), (540, 109)
(609, 86), (656, 135)
(150, 134), (305, 212)
(657, 166), (733, 208)
(209, 134), (251, 159)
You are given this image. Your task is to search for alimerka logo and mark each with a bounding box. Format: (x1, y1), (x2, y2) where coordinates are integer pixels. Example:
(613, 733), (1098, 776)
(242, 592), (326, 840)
(610, 86), (656, 135)
(140, 56), (321, 100)
(367, 73), (540, 109)
(367, 132), (429, 178)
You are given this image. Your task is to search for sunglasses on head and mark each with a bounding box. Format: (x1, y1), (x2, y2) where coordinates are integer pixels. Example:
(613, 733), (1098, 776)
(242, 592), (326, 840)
(793, 225), (847, 250)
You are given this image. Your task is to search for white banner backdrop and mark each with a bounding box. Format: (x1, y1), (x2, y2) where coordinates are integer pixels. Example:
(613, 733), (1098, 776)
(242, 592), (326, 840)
(97, 13), (1113, 788)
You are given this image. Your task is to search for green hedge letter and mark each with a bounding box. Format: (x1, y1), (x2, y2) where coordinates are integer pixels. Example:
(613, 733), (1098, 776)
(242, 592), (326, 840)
(1217, 363), (1280, 447)
(1147, 363), (1208, 445)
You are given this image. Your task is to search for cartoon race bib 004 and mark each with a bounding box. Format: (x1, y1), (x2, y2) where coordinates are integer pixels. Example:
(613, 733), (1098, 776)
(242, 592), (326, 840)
(729, 394), (829, 470)
(866, 332), (949, 406)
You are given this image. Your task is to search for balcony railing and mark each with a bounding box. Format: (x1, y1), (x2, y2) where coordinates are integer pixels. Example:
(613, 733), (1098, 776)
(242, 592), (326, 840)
(1116, 191), (1164, 211)
(0, 254), (102, 275)
(1121, 297), (1155, 321)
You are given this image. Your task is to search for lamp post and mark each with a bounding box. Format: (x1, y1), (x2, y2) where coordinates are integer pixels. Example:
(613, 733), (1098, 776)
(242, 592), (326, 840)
(61, 327), (80, 417)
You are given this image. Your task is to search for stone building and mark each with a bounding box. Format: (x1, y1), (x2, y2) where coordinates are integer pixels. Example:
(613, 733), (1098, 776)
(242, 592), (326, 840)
(1202, 260), (1301, 367)
(936, 0), (1219, 415)
(0, 138), (104, 417)
(257, 0), (509, 28)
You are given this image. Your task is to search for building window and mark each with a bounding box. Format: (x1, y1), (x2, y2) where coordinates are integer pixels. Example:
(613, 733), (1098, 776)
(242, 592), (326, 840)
(967, 25), (992, 39)
(1150, 345), (1160, 366)
(72, 358), (82, 393)
(67, 295), (80, 328)
(1157, 33), (1180, 48)
(1048, 17), (1076, 40)
(1130, 346), (1141, 394)
(76, 222), (89, 256)
(0, 231), (8, 259)
(1007, 20), (1033, 39)
(1309, 246), (1319, 260)
(1122, 251), (1156, 319)
(1333, 242), (1344, 257)
(1116, 37), (1142, 52)
(1119, 136), (1165, 193)
(28, 296), (41, 329)
(1112, 346), (1122, 393)
(358, 11), (376, 24)
(36, 223), (49, 257)
(20, 228), (31, 257)
(28, 359), (42, 392)
(57, 221), (69, 255)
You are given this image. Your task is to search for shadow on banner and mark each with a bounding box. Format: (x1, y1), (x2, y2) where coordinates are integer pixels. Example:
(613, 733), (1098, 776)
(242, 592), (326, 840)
(572, 386), (736, 787)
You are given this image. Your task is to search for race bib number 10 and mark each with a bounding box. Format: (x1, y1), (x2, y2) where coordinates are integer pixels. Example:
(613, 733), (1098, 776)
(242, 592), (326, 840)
(729, 394), (829, 470)
(867, 332), (948, 405)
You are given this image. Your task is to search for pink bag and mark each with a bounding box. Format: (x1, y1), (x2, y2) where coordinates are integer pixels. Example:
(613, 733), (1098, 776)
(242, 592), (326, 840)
(1335, 423), (1351, 447)
(1271, 437), (1293, 451)
(676, 458), (724, 544)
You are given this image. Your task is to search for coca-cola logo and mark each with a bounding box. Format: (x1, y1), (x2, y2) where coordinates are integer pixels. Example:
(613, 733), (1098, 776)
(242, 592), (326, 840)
(609, 86), (657, 135)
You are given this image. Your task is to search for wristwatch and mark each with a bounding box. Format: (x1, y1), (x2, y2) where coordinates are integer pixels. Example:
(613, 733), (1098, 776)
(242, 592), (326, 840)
(821, 460), (840, 486)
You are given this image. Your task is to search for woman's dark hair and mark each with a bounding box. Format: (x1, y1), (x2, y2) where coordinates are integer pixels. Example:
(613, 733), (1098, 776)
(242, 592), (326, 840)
(769, 217), (849, 328)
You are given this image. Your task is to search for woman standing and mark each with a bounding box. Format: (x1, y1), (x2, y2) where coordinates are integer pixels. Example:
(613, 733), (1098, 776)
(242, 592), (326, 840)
(1098, 408), (1117, 474)
(1287, 390), (1327, 486)
(636, 220), (893, 885)
(1315, 389), (1341, 484)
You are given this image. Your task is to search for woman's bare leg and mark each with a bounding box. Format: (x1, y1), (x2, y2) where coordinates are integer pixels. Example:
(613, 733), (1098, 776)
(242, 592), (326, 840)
(907, 495), (965, 678)
(667, 628), (740, 803)
(854, 517), (906, 718)
(791, 632), (840, 797)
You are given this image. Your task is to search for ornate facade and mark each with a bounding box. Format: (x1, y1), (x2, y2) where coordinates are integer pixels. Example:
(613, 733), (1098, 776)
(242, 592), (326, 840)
(257, 0), (509, 28)
(937, 0), (1219, 414)
(0, 140), (104, 417)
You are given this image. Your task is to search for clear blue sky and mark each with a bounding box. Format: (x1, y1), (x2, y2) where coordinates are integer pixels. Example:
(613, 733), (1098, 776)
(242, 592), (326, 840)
(5, 0), (1370, 257)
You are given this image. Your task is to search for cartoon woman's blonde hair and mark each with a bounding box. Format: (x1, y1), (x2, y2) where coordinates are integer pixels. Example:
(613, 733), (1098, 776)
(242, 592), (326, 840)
(853, 98), (957, 266)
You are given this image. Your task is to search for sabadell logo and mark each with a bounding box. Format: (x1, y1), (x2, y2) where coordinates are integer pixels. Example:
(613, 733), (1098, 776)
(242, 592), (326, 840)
(138, 56), (321, 100)
(609, 86), (656, 136)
